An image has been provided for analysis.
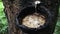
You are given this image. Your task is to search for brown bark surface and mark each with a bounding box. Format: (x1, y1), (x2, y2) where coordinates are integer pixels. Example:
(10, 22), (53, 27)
(3, 0), (59, 34)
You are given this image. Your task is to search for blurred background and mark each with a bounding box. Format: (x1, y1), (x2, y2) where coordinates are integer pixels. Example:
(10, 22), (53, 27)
(0, 0), (60, 34)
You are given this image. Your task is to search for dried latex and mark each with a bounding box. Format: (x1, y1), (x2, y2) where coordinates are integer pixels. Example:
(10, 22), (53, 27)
(22, 14), (46, 28)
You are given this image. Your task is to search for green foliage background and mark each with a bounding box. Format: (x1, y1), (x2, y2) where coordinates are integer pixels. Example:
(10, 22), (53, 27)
(0, 0), (60, 34)
(0, 1), (8, 34)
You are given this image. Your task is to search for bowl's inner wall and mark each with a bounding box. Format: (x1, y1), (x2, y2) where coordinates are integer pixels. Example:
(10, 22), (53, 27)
(17, 6), (49, 29)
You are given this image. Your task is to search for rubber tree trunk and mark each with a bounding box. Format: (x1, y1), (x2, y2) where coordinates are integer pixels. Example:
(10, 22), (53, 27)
(3, 0), (60, 34)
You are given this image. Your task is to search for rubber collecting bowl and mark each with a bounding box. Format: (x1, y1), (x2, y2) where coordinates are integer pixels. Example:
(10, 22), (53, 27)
(16, 6), (52, 33)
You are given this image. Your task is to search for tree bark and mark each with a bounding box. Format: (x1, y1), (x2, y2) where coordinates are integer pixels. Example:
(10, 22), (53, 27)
(3, 0), (60, 34)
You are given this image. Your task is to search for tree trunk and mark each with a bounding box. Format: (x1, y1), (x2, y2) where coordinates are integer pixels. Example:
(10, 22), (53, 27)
(3, 0), (60, 34)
